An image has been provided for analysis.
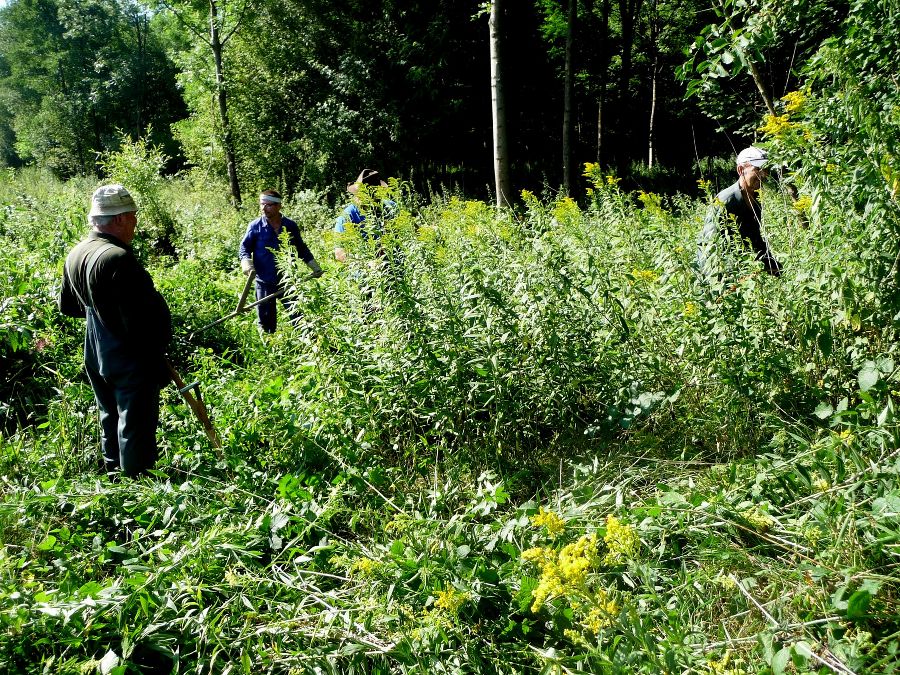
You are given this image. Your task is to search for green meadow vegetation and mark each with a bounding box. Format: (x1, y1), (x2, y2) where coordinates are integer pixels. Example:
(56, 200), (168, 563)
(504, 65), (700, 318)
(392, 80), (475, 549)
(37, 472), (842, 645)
(3, 3), (900, 674)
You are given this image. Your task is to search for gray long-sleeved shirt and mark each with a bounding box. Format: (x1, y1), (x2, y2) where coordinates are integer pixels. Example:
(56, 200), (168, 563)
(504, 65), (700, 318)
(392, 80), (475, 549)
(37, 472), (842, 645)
(697, 180), (781, 277)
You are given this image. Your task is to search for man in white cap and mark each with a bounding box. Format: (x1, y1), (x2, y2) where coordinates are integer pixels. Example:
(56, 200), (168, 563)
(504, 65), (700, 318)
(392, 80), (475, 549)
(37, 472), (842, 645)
(239, 189), (323, 333)
(59, 184), (172, 477)
(697, 146), (782, 278)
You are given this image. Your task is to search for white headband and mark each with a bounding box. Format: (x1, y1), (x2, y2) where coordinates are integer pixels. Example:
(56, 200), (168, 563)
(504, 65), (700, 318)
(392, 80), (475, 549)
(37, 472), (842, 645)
(260, 194), (282, 204)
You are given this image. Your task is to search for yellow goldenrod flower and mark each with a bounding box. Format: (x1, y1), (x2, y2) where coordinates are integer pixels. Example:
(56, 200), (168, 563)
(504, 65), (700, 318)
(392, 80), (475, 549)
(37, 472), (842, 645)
(582, 591), (619, 633)
(522, 546), (554, 565)
(558, 534), (599, 586)
(606, 175), (620, 186)
(683, 301), (698, 317)
(630, 269), (658, 282)
(781, 90), (807, 113)
(530, 506), (566, 538)
(706, 649), (750, 674)
(603, 515), (640, 564)
(759, 113), (796, 138)
(523, 533), (599, 612)
(740, 507), (774, 532)
(714, 574), (736, 589)
(553, 196), (581, 225)
(349, 557), (381, 578)
(792, 195), (813, 212)
(434, 587), (469, 614)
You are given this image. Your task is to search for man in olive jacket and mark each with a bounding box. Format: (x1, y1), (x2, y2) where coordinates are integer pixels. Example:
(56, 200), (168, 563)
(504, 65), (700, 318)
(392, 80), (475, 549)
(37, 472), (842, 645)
(59, 184), (172, 477)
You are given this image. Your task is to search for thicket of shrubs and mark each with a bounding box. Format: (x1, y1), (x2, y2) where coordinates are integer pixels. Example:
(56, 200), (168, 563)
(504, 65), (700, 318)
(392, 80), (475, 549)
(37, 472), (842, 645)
(2, 2), (900, 669)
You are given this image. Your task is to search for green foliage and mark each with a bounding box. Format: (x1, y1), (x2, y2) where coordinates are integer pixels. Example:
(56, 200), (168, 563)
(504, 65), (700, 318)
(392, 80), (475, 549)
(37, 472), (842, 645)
(679, 0), (849, 135)
(3, 41), (900, 667)
(100, 134), (179, 258)
(0, 0), (184, 175)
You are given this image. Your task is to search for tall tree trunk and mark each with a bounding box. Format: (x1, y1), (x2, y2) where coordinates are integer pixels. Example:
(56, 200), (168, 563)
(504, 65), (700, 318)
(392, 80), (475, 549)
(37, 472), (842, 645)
(647, 0), (658, 168)
(210, 0), (242, 207)
(562, 0), (577, 195)
(489, 0), (511, 208)
(648, 63), (657, 168)
(594, 0), (610, 164)
(713, 0), (776, 117)
(747, 59), (776, 117)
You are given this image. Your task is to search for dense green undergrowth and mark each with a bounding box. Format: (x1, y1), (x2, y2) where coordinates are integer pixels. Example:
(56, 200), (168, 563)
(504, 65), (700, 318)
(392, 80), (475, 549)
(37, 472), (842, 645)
(3, 4), (900, 666)
(1, 147), (898, 673)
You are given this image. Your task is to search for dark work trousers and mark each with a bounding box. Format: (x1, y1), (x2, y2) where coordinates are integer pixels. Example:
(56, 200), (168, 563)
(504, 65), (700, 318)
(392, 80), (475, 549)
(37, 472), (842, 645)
(255, 278), (297, 333)
(84, 308), (161, 476)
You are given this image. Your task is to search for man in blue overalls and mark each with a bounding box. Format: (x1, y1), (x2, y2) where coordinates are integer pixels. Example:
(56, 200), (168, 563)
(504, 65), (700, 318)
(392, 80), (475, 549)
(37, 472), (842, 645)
(59, 184), (172, 477)
(239, 189), (323, 333)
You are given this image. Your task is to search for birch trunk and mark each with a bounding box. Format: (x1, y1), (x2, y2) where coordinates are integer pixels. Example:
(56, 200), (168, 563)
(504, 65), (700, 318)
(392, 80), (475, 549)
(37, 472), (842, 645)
(490, 0), (511, 208)
(563, 0), (577, 194)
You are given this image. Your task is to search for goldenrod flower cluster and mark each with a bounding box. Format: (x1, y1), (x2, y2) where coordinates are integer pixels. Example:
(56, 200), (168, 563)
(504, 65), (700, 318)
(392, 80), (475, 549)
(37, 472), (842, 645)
(759, 114), (797, 138)
(781, 89), (807, 113)
(553, 195), (581, 225)
(630, 269), (658, 282)
(683, 301), (698, 317)
(812, 476), (830, 492)
(530, 506), (566, 538)
(706, 649), (750, 674)
(433, 586), (469, 614)
(522, 533), (599, 612)
(740, 507), (774, 533)
(792, 195), (813, 212)
(520, 189), (538, 205)
(603, 515), (640, 565)
(581, 592), (620, 633)
(637, 190), (664, 214)
(582, 162), (620, 191)
(349, 557), (382, 579)
(384, 513), (413, 534)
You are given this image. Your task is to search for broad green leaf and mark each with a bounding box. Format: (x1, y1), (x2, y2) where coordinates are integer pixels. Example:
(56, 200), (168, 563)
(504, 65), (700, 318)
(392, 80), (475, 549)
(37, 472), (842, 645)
(36, 535), (57, 551)
(814, 402), (833, 419)
(858, 362), (879, 391)
(771, 646), (791, 675)
(846, 587), (874, 619)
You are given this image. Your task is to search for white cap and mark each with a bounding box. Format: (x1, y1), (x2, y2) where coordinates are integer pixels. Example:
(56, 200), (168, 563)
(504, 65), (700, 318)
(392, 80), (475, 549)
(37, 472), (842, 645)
(88, 184), (137, 217)
(736, 146), (767, 168)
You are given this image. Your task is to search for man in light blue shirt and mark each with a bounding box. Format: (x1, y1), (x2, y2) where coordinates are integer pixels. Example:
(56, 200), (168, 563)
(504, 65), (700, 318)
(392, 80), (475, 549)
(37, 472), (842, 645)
(334, 169), (398, 263)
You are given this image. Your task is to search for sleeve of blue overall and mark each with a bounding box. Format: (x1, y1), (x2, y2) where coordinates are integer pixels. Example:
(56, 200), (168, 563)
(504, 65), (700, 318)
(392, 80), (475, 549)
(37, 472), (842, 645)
(239, 222), (257, 265)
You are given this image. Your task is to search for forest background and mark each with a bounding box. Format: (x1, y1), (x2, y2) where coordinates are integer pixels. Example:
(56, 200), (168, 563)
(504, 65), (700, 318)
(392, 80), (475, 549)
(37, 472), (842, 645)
(2, 0), (900, 673)
(0, 0), (840, 200)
